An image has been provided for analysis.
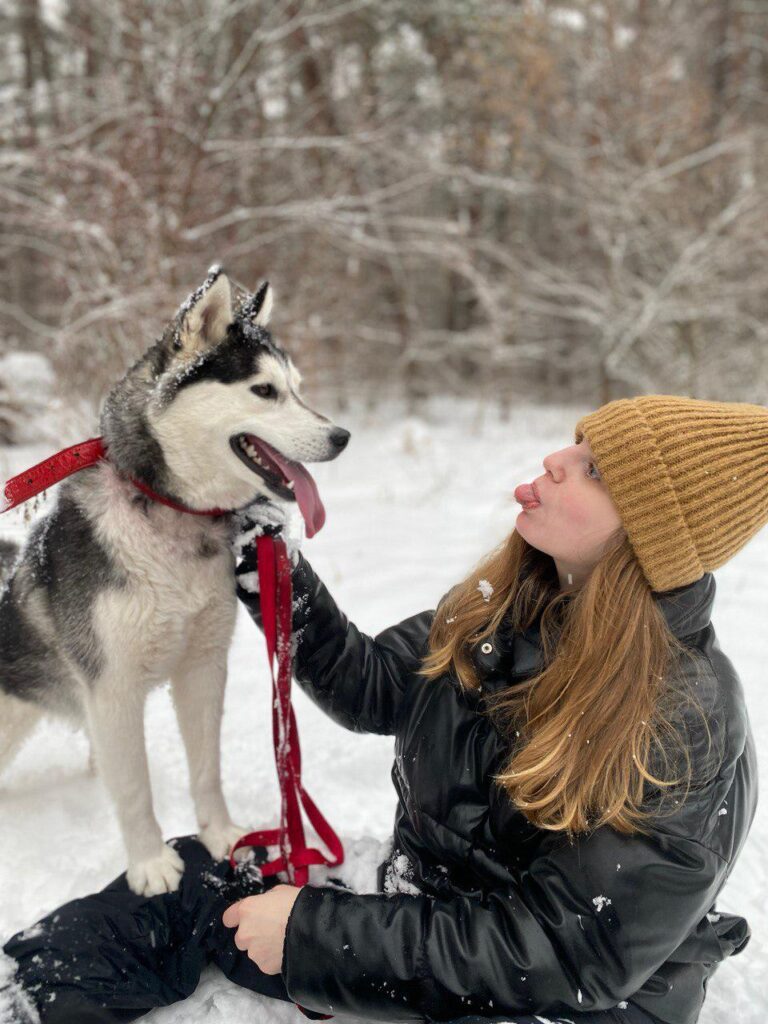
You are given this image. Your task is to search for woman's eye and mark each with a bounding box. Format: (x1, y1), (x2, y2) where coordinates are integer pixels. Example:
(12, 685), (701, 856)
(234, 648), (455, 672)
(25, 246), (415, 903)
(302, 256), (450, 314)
(586, 461), (601, 481)
(250, 384), (276, 399)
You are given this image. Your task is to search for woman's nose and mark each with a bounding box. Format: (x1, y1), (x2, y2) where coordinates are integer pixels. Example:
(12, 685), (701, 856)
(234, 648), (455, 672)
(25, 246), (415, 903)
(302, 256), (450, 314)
(542, 455), (565, 484)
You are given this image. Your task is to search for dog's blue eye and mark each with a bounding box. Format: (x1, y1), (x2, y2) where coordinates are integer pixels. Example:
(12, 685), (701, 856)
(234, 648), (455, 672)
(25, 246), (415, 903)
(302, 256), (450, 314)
(251, 384), (276, 399)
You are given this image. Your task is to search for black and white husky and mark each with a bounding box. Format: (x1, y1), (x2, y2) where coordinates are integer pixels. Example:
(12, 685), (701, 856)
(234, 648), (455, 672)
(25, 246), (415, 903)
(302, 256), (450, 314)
(0, 267), (349, 896)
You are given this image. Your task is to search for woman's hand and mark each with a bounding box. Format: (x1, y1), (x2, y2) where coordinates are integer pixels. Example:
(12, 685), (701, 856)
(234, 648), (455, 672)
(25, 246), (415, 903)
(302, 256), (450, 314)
(222, 884), (304, 975)
(232, 498), (303, 568)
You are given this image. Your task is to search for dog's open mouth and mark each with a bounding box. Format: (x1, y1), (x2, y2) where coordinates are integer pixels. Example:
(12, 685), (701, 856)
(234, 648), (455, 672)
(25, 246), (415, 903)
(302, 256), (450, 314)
(229, 433), (325, 537)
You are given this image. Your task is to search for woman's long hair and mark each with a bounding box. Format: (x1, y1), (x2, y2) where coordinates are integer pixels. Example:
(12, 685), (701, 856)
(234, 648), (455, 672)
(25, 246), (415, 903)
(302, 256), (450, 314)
(418, 526), (716, 836)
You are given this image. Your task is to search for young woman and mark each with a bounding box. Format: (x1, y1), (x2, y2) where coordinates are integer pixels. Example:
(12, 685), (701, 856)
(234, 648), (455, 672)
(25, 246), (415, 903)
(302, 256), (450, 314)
(2, 394), (763, 1024)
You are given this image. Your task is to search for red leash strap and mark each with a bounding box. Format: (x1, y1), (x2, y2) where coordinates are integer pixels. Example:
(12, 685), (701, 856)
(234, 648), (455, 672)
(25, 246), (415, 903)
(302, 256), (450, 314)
(1, 437), (107, 511)
(0, 436), (229, 518)
(230, 534), (344, 886)
(230, 534), (342, 1022)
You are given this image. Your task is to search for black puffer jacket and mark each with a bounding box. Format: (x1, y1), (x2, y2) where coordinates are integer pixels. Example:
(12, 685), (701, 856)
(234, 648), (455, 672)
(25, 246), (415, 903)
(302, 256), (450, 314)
(236, 552), (757, 1024)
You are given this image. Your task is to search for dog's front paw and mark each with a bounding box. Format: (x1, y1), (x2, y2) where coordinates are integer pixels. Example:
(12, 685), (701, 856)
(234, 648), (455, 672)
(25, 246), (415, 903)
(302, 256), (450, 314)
(126, 842), (185, 896)
(199, 821), (249, 862)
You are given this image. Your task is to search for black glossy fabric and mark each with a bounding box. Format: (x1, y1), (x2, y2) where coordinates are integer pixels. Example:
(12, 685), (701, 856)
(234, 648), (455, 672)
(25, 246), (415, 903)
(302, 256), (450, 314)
(3, 836), (332, 1023)
(1, 840), (658, 1024)
(239, 553), (756, 1024)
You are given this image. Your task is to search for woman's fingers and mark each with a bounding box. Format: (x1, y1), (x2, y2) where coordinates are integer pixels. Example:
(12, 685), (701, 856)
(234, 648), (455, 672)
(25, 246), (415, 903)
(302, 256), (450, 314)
(222, 900), (242, 928)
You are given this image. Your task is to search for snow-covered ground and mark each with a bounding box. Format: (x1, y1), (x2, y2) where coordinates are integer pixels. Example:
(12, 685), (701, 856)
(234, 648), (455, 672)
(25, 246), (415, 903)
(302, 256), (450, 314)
(0, 397), (765, 1024)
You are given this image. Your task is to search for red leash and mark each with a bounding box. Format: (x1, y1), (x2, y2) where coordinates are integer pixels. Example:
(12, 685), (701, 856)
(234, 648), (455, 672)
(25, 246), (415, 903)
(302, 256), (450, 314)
(228, 534), (344, 885)
(0, 438), (230, 516)
(229, 533), (341, 1021)
(2, 438), (342, 1021)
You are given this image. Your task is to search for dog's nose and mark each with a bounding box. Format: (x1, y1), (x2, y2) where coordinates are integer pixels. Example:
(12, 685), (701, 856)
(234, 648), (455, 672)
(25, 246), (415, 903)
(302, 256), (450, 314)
(329, 428), (350, 451)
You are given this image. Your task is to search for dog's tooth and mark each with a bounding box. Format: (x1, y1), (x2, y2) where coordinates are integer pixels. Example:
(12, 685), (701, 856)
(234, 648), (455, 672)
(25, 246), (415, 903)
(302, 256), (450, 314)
(239, 439), (265, 467)
(238, 438), (279, 474)
(286, 480), (295, 490)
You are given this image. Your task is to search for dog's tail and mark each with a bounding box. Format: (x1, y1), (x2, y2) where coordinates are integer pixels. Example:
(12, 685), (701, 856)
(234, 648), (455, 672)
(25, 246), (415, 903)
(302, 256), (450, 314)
(0, 690), (43, 778)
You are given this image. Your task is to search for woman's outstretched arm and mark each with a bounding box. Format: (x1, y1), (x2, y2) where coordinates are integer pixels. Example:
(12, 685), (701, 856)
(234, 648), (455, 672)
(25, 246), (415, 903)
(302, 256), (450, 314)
(236, 550), (436, 736)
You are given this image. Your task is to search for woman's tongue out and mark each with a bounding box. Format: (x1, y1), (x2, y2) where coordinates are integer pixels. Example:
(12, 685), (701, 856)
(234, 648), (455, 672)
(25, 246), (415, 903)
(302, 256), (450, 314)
(514, 482), (541, 510)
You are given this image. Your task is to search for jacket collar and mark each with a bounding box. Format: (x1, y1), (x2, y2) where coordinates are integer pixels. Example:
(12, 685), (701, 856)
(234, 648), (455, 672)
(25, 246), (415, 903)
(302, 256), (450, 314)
(470, 571), (716, 689)
(654, 571), (716, 638)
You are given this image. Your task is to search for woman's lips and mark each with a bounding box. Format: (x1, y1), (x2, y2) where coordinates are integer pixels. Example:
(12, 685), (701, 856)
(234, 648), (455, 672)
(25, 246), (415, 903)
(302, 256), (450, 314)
(514, 481), (541, 509)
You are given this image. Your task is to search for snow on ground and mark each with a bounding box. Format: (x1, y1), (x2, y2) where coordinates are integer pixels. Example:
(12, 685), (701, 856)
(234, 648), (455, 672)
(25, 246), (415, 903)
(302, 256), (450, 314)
(0, 396), (765, 1023)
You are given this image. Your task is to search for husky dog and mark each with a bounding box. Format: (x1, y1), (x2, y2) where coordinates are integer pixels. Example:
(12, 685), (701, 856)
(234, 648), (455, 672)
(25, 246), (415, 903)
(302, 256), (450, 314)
(0, 267), (349, 896)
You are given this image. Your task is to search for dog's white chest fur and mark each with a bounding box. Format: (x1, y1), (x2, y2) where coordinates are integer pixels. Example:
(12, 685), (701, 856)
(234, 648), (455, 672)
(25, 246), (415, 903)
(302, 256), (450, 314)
(77, 462), (237, 687)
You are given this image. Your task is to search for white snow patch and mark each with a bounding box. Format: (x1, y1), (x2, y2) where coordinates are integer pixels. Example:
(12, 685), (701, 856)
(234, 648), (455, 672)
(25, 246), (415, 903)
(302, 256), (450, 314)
(382, 849), (421, 897)
(592, 894), (612, 913)
(550, 7), (586, 31)
(236, 570), (259, 595)
(231, 501), (304, 567)
(0, 950), (41, 1023)
(13, 923), (45, 943)
(477, 578), (494, 602)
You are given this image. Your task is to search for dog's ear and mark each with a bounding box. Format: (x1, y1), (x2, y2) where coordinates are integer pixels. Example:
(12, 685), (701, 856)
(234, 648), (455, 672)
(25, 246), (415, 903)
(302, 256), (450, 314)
(175, 267), (233, 356)
(248, 281), (273, 327)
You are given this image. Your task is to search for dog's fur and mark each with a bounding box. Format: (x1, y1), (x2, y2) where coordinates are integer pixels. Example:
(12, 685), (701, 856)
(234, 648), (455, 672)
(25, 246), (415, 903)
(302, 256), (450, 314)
(0, 268), (349, 895)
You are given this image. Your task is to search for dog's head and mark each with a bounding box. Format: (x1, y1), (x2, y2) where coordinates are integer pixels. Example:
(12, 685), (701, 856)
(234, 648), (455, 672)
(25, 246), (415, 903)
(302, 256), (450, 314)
(101, 266), (349, 532)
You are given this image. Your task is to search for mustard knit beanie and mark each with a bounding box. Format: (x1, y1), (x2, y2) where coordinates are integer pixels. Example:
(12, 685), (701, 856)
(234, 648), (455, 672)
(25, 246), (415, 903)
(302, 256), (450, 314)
(574, 394), (768, 593)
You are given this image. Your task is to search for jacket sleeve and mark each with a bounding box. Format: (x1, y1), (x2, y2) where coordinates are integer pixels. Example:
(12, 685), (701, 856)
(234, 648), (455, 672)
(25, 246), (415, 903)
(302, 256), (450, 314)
(279, 822), (728, 1022)
(235, 550), (436, 736)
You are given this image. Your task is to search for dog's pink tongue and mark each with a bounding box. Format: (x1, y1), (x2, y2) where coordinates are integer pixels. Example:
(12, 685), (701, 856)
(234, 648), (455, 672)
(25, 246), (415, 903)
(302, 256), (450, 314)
(257, 440), (326, 538)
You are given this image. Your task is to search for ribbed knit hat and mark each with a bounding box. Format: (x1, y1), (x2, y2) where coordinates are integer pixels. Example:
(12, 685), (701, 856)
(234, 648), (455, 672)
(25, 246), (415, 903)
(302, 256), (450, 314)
(574, 394), (768, 593)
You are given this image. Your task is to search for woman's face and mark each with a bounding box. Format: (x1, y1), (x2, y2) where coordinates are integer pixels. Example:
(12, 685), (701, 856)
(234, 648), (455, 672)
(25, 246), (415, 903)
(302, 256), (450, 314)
(515, 437), (625, 590)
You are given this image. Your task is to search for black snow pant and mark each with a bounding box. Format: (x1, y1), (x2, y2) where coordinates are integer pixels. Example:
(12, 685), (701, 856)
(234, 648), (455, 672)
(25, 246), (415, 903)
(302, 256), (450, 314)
(2, 834), (332, 1024)
(2, 835), (664, 1024)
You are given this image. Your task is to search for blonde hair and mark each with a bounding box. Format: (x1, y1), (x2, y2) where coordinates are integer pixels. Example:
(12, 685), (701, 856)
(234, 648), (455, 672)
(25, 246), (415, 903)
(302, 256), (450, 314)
(418, 528), (718, 836)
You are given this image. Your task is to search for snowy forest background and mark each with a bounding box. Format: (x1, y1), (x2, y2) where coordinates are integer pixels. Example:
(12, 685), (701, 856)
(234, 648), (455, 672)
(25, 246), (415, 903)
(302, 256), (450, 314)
(1, 2), (768, 1023)
(1, 0), (768, 425)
